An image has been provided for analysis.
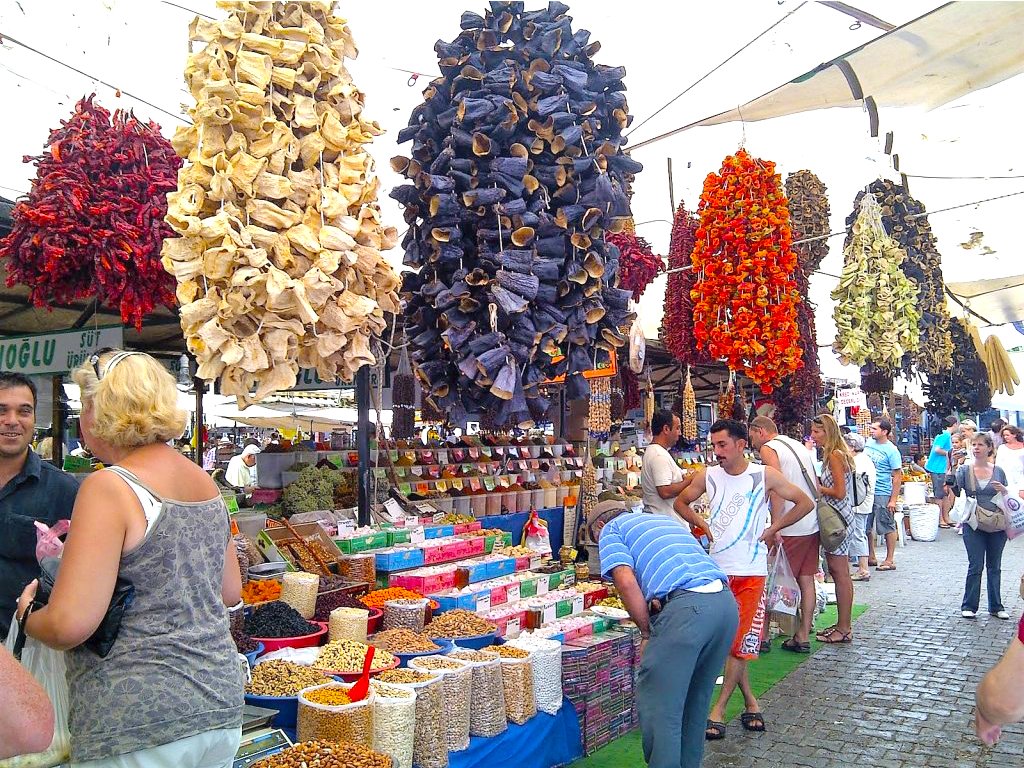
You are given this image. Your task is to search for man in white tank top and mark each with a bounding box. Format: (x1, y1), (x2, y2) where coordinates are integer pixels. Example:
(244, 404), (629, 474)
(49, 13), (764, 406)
(675, 419), (814, 739)
(749, 416), (820, 652)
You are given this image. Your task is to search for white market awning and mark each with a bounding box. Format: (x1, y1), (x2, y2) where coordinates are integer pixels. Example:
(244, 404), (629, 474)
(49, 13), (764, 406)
(946, 275), (1024, 327)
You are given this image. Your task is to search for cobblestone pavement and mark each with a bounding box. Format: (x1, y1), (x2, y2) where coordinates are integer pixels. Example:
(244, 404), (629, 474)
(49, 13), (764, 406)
(703, 526), (1024, 768)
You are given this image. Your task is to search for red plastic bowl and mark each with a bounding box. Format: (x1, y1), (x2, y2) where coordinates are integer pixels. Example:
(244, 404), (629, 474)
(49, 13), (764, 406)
(324, 654), (401, 683)
(253, 622), (329, 653)
(365, 608), (384, 635)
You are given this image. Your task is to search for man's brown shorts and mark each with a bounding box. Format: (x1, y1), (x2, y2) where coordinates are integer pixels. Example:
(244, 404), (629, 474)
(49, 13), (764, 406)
(782, 533), (821, 577)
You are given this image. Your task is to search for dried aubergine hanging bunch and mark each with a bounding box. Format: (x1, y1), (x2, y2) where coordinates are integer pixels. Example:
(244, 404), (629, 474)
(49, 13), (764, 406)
(394, 2), (639, 428)
(785, 170), (830, 273)
(850, 179), (953, 376)
(859, 362), (894, 395)
(163, 3), (400, 406)
(392, 346), (417, 440)
(0, 95), (181, 328)
(606, 226), (662, 301)
(923, 318), (990, 416)
(661, 202), (707, 366)
(691, 150), (803, 392)
(772, 261), (820, 434)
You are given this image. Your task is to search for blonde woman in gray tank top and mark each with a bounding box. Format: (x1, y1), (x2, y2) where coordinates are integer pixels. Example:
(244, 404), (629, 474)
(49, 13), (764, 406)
(16, 350), (244, 766)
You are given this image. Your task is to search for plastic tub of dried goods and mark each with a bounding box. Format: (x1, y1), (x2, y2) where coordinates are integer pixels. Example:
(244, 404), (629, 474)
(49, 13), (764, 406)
(243, 642), (265, 667)
(444, 631), (498, 650)
(253, 622), (329, 654)
(365, 607), (384, 635)
(389, 637), (453, 668)
(243, 692), (301, 729)
(486, 492), (503, 516)
(453, 495), (473, 517)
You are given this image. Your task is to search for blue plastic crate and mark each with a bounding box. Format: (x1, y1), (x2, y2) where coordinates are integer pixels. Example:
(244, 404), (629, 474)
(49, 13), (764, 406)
(485, 557), (516, 579)
(458, 561), (491, 584)
(423, 525), (455, 540)
(430, 592), (477, 612)
(374, 548), (425, 571)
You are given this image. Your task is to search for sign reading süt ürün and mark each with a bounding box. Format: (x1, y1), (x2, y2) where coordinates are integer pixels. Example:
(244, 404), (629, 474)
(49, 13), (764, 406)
(0, 325), (125, 376)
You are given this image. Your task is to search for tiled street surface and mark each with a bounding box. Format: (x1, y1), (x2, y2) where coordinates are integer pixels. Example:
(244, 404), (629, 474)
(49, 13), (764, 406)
(703, 527), (1024, 768)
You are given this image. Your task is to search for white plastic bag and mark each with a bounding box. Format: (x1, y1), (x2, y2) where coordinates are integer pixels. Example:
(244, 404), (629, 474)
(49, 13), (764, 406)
(765, 545), (799, 616)
(521, 511), (551, 555)
(1, 618), (70, 768)
(997, 487), (1024, 540)
(33, 521), (69, 563)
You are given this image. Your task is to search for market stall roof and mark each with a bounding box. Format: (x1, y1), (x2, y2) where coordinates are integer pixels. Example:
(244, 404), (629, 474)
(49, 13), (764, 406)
(630, 1), (1024, 149)
(644, 338), (758, 404)
(945, 276), (1024, 328)
(206, 400), (352, 432)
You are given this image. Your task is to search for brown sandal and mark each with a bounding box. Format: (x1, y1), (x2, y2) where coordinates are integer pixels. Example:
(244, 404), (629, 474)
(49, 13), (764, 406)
(817, 628), (853, 644)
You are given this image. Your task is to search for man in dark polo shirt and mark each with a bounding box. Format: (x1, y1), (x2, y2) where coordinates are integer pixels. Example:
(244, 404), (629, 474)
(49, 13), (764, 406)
(0, 372), (78, 637)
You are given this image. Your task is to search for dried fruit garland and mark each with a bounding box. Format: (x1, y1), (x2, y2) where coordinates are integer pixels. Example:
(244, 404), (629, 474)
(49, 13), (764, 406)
(691, 150), (802, 392)
(850, 180), (953, 376)
(785, 170), (830, 273)
(394, 3), (638, 427)
(923, 318), (991, 417)
(831, 193), (920, 370)
(606, 229), (661, 301)
(0, 95), (180, 328)
(661, 203), (707, 366)
(163, 3), (400, 406)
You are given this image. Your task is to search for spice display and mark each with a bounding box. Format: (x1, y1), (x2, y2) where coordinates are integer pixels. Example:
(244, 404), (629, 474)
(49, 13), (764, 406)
(0, 95), (181, 328)
(785, 170), (830, 273)
(377, 669), (437, 685)
(369, 681), (417, 768)
(426, 609), (496, 639)
(852, 179), (953, 376)
(691, 150), (802, 392)
(923, 318), (992, 417)
(395, 4), (639, 426)
(315, 588), (367, 623)
(370, 629), (440, 654)
(315, 640), (396, 672)
(450, 648), (507, 737)
(329, 607), (370, 644)
(681, 369), (698, 440)
(298, 683), (373, 747)
(500, 655), (537, 725)
(493, 645), (530, 659)
(391, 675), (447, 768)
(606, 228), (662, 301)
(982, 334), (1020, 395)
(410, 655), (472, 752)
(508, 634), (563, 716)
(772, 259), (820, 435)
(241, 579), (281, 605)
(661, 203), (707, 366)
(361, 587), (429, 610)
(246, 660), (329, 697)
(393, 346), (417, 440)
(251, 740), (391, 768)
(831, 193), (920, 370)
(383, 598), (429, 633)
(164, 3), (400, 407)
(280, 571), (320, 619)
(246, 601), (319, 639)
(589, 377), (612, 441)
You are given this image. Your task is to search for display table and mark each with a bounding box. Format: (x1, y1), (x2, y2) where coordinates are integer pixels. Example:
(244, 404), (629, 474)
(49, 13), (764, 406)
(449, 701), (583, 768)
(483, 507), (566, 553)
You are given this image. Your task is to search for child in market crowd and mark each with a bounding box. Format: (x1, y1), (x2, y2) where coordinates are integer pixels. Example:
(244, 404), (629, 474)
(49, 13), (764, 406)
(675, 419), (815, 740)
(16, 350), (244, 767)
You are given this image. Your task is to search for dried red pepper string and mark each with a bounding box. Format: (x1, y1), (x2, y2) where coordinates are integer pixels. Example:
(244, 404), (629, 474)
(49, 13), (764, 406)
(661, 203), (710, 367)
(0, 95), (180, 329)
(606, 231), (662, 302)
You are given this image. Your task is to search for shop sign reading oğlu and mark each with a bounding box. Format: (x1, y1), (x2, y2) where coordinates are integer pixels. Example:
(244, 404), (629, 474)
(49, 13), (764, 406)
(0, 326), (125, 376)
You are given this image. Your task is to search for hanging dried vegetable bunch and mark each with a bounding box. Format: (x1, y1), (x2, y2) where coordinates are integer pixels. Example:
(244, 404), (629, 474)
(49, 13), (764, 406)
(394, 2), (639, 428)
(163, 3), (400, 406)
(661, 202), (707, 366)
(923, 318), (991, 417)
(831, 193), (919, 370)
(588, 376), (611, 441)
(681, 368), (698, 441)
(609, 369), (625, 424)
(772, 261), (820, 433)
(581, 455), (598, 521)
(393, 346), (416, 440)
(691, 150), (802, 392)
(849, 179), (953, 376)
(785, 170), (830, 273)
(981, 333), (1020, 396)
(897, 391), (921, 428)
(859, 362), (893, 395)
(0, 95), (181, 328)
(606, 226), (662, 301)
(642, 370), (655, 430)
(620, 363), (640, 413)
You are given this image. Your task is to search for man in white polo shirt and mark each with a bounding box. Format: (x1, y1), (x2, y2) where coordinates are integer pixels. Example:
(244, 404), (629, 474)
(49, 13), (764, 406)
(640, 409), (692, 520)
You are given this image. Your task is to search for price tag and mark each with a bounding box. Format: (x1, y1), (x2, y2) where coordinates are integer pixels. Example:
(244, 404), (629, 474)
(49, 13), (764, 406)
(383, 498), (405, 522)
(481, 447), (492, 458)
(529, 556), (542, 570)
(508, 446), (521, 457)
(416, 483), (430, 495)
(537, 575), (549, 595)
(476, 592), (491, 613)
(572, 594), (585, 614)
(409, 466), (423, 477)
(469, 448), (481, 460)
(507, 617), (521, 637)
(451, 479), (464, 491)
(498, 475), (511, 488)
(373, 468), (388, 479)
(482, 477), (496, 492)
(563, 570), (576, 588)
(398, 483), (412, 495)
(542, 604), (557, 625)
(495, 446), (505, 457)
(224, 495), (240, 514)
(507, 583), (521, 603)
(435, 480), (448, 493)
(530, 459), (540, 470)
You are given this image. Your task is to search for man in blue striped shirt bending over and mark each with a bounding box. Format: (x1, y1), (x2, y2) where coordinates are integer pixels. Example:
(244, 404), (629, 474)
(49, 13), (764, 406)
(598, 509), (737, 768)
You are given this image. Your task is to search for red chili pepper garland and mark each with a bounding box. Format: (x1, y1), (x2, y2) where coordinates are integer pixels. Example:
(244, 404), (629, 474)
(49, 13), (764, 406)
(607, 230), (662, 302)
(661, 203), (709, 366)
(0, 95), (180, 329)
(691, 150), (802, 393)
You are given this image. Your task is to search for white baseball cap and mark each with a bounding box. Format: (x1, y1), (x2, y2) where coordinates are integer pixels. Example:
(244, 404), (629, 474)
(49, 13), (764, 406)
(241, 444), (261, 458)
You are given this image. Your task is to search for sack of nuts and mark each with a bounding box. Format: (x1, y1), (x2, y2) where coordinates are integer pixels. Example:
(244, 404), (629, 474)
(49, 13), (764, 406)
(296, 683), (374, 748)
